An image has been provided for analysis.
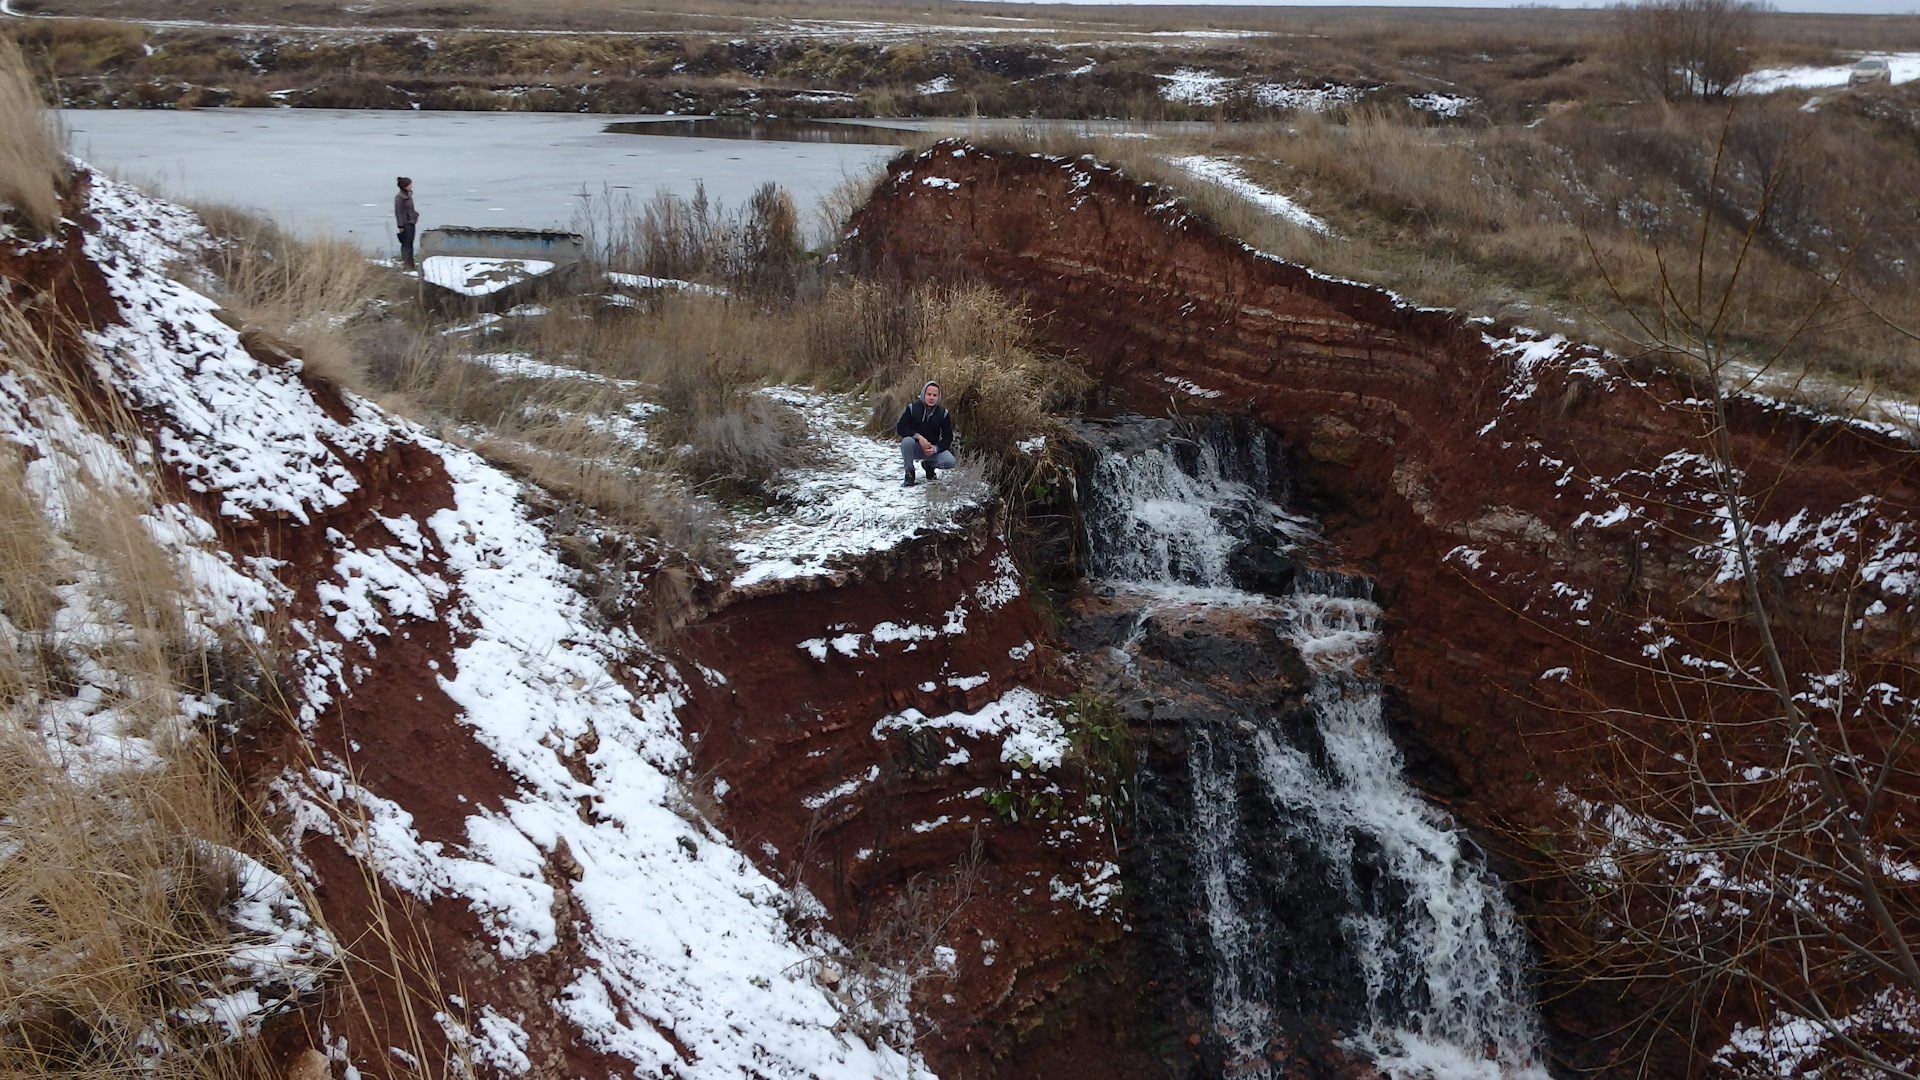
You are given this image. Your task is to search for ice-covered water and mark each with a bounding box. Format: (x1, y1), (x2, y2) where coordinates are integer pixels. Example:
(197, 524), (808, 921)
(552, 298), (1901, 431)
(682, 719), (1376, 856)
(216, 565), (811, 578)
(1085, 421), (1547, 1080)
(61, 109), (902, 255)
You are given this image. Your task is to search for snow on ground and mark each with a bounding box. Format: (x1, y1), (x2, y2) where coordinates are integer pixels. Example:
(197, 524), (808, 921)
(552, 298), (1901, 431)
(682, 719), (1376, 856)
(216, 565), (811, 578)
(0, 193), (333, 1053)
(420, 255), (556, 296)
(1407, 92), (1475, 118)
(873, 688), (1070, 772)
(1250, 82), (1365, 111)
(61, 174), (935, 1079)
(1166, 155), (1337, 236)
(729, 387), (992, 592)
(604, 270), (724, 295)
(463, 350), (649, 391)
(1157, 67), (1236, 106)
(1739, 52), (1920, 93)
(1716, 992), (1920, 1078)
(1155, 70), (1364, 113)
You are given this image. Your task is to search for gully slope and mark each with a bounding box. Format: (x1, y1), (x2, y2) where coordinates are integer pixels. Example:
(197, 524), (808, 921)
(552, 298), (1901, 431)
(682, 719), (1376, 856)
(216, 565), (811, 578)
(844, 142), (1920, 1074)
(4, 168), (1155, 1080)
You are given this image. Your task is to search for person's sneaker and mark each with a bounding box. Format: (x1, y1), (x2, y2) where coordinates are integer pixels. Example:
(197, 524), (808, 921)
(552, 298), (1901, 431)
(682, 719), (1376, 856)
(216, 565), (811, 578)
(902, 466), (917, 487)
(922, 460), (937, 481)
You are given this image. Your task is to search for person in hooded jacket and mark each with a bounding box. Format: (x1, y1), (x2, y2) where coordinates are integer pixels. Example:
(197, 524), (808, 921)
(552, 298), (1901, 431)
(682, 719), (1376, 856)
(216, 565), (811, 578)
(394, 176), (419, 270)
(896, 381), (955, 487)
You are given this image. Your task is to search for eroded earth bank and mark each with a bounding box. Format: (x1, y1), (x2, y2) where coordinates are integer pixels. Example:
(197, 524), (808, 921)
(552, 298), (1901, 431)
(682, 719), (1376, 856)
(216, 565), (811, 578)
(3, 141), (1916, 1080)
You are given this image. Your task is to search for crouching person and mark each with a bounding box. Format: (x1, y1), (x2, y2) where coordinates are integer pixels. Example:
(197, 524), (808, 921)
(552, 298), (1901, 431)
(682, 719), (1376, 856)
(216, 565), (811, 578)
(897, 381), (955, 487)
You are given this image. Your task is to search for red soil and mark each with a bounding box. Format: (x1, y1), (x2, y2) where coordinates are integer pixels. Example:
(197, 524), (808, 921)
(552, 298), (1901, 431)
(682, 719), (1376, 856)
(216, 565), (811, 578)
(841, 141), (1920, 1075)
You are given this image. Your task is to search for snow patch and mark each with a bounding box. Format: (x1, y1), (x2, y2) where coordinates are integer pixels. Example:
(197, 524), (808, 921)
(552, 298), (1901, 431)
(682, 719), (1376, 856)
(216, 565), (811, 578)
(1165, 155), (1336, 236)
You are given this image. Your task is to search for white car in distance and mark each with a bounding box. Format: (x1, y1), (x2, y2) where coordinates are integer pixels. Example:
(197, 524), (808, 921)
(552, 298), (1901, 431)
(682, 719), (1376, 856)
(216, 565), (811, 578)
(1849, 57), (1892, 87)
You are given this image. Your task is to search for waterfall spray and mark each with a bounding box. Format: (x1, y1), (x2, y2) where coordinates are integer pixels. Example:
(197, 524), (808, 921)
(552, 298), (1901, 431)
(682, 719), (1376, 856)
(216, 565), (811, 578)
(1081, 417), (1547, 1080)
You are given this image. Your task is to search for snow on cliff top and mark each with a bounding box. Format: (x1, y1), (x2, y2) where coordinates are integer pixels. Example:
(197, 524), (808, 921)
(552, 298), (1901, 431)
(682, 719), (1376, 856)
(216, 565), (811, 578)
(52, 172), (934, 1080)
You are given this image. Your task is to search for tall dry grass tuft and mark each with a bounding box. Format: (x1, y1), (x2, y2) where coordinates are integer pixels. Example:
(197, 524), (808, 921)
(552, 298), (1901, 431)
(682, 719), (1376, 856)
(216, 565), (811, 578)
(574, 180), (809, 299)
(0, 35), (65, 237)
(850, 282), (1090, 482)
(189, 203), (377, 393)
(0, 308), (332, 1080)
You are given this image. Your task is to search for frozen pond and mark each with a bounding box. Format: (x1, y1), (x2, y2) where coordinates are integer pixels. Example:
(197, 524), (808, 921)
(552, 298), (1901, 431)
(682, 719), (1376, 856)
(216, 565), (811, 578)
(61, 109), (907, 255)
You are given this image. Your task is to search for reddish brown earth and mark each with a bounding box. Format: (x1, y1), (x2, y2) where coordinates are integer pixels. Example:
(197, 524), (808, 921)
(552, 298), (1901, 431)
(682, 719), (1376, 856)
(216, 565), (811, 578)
(11, 176), (1172, 1080)
(678, 517), (1162, 1079)
(842, 142), (1920, 1075)
(17, 150), (1915, 1080)
(4, 184), (640, 1080)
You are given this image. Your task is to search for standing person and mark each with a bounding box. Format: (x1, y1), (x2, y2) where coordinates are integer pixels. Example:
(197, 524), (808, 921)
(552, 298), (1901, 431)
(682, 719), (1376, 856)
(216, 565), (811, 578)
(896, 381), (955, 487)
(393, 176), (419, 270)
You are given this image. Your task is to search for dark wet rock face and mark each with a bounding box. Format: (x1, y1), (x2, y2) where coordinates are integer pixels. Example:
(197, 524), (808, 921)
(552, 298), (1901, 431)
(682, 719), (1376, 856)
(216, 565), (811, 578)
(1070, 599), (1372, 1078)
(1062, 416), (1544, 1080)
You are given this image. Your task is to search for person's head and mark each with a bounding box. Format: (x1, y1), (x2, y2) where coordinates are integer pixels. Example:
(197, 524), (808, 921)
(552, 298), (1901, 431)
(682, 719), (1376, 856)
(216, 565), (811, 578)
(397, 176), (412, 191)
(921, 381), (940, 407)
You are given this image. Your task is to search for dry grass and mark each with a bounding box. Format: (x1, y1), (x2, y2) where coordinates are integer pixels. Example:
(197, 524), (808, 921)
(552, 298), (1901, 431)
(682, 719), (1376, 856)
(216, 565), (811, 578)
(968, 87), (1920, 395)
(0, 35), (64, 237)
(356, 298), (730, 561)
(856, 281), (1089, 475)
(17, 3), (1920, 119)
(574, 181), (807, 298)
(0, 308), (328, 1080)
(187, 203), (379, 394)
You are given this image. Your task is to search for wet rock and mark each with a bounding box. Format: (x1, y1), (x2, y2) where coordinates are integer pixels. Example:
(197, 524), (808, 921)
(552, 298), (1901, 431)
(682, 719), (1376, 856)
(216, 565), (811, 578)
(1228, 543), (1295, 594)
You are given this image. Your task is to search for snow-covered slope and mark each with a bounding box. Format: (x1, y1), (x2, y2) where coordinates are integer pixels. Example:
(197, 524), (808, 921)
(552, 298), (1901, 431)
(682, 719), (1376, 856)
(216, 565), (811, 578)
(22, 174), (934, 1079)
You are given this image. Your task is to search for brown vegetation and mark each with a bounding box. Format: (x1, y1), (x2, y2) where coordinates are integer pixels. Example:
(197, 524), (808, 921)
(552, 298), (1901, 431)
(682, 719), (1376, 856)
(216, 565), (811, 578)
(964, 78), (1920, 396)
(189, 202), (378, 392)
(0, 304), (324, 1080)
(0, 36), (64, 235)
(1612, 0), (1763, 101)
(12, 3), (1920, 122)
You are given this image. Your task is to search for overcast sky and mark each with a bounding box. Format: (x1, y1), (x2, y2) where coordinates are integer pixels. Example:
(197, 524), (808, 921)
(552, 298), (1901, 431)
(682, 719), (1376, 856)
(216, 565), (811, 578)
(987, 0), (1918, 15)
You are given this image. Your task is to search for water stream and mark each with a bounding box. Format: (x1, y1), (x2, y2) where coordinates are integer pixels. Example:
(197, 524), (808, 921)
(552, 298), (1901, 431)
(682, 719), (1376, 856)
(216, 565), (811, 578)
(1079, 417), (1547, 1080)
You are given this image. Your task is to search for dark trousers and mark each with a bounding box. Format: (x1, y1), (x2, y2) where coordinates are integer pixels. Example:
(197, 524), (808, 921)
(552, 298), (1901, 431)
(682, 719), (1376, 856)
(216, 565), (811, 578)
(397, 223), (416, 265)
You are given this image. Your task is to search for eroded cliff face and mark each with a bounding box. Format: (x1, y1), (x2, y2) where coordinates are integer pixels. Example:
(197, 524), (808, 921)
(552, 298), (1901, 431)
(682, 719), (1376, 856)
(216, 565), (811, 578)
(676, 527), (1162, 1079)
(4, 172), (1161, 1080)
(843, 142), (1920, 1073)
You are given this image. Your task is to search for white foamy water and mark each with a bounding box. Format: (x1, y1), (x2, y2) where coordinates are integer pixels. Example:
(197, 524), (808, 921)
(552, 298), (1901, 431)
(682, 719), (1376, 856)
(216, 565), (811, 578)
(1083, 422), (1301, 590)
(1086, 422), (1547, 1080)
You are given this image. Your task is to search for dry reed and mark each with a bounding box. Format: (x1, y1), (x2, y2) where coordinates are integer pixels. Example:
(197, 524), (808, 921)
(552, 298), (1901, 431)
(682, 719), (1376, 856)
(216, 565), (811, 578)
(188, 203), (378, 394)
(0, 35), (64, 236)
(0, 308), (330, 1080)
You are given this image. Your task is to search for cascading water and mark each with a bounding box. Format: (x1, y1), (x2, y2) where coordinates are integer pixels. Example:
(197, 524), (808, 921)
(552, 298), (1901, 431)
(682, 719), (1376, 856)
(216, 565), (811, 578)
(1077, 417), (1547, 1080)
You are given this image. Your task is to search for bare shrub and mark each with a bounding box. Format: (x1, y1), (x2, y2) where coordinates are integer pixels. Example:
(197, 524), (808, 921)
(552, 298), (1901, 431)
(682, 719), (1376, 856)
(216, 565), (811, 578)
(0, 35), (65, 237)
(807, 279), (915, 385)
(826, 837), (984, 1049)
(1612, 0), (1763, 102)
(574, 180), (810, 298)
(682, 393), (815, 498)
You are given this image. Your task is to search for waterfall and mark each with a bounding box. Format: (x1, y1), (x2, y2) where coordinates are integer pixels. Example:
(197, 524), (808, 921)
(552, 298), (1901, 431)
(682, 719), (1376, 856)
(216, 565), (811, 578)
(1081, 418), (1547, 1080)
(1081, 418), (1307, 598)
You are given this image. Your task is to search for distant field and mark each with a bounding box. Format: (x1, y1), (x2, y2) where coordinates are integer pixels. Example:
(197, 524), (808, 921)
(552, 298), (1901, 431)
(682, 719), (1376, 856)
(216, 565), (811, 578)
(13, 0), (1920, 53)
(11, 0), (1920, 393)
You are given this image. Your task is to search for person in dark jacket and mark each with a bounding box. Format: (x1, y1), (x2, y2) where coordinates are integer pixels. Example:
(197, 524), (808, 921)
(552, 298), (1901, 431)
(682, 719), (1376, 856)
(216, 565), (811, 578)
(393, 176), (419, 270)
(896, 381), (955, 487)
